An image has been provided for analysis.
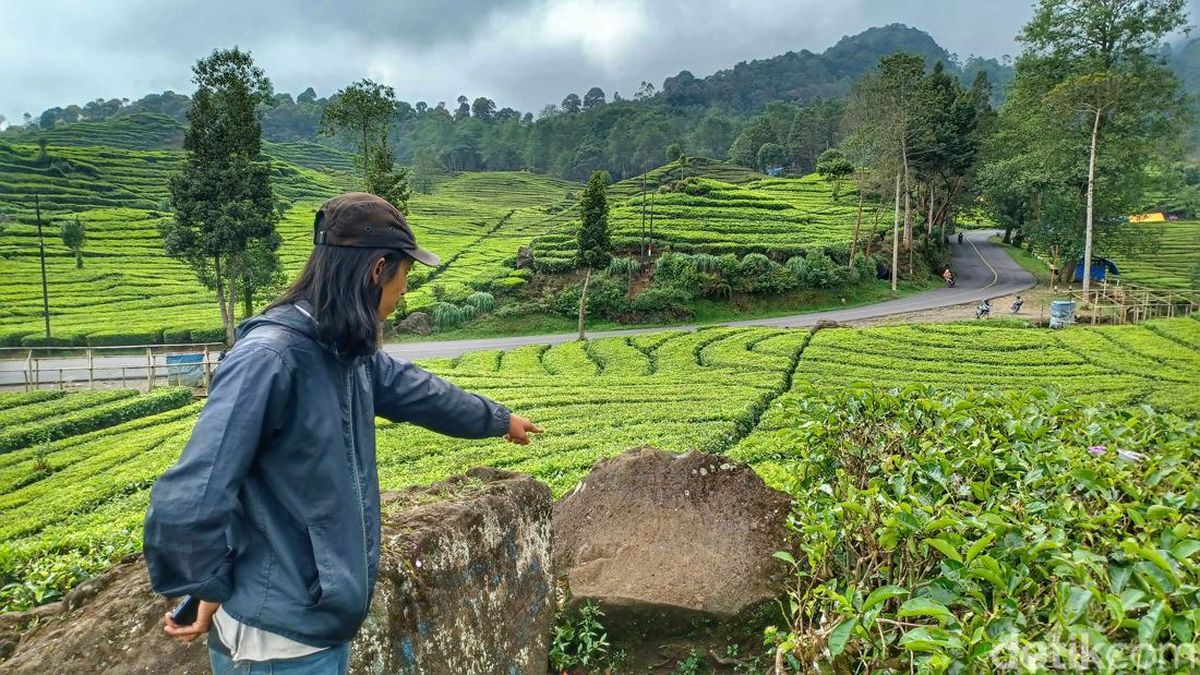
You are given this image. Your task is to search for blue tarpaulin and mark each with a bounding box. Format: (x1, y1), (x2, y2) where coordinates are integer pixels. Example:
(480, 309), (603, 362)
(1049, 300), (1076, 329)
(166, 353), (204, 386)
(1073, 257), (1121, 283)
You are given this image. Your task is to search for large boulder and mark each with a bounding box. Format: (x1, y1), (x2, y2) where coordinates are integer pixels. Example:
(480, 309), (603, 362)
(1, 468), (553, 675)
(552, 447), (792, 635)
(395, 311), (433, 336)
(354, 467), (554, 673)
(514, 246), (535, 269)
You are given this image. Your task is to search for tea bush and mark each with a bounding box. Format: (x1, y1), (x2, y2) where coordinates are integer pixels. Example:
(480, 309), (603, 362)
(741, 386), (1199, 672)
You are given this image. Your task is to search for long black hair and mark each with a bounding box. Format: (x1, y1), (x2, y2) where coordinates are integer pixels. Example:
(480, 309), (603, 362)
(268, 245), (406, 357)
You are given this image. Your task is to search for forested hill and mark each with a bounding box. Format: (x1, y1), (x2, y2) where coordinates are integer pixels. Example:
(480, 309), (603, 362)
(0, 25), (1000, 184)
(658, 24), (955, 113)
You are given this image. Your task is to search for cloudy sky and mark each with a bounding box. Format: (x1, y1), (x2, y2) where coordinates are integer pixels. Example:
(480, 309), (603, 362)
(0, 0), (1193, 125)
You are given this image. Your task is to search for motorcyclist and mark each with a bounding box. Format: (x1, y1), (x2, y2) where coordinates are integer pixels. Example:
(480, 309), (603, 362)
(1010, 295), (1025, 314)
(942, 267), (955, 287)
(975, 298), (991, 319)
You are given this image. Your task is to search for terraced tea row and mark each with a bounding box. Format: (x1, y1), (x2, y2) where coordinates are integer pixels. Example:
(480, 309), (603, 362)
(0, 387), (193, 454)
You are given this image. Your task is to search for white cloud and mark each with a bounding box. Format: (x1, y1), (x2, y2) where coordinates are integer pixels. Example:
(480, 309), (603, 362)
(536, 0), (649, 67)
(0, 0), (1043, 122)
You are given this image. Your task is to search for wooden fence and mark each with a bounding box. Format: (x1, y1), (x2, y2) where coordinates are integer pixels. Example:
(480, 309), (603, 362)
(1067, 284), (1199, 325)
(0, 343), (225, 392)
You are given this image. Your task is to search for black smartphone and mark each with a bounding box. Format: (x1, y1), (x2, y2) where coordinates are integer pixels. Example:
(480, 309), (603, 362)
(169, 594), (199, 625)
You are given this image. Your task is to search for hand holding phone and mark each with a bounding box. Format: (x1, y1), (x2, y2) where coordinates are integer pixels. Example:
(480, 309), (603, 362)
(169, 595), (199, 625)
(163, 595), (218, 643)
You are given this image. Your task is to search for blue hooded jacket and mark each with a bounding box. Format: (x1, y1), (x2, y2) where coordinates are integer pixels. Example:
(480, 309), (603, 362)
(143, 302), (510, 647)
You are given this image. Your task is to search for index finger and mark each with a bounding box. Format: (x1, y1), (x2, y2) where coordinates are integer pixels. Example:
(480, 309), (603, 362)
(526, 422), (544, 433)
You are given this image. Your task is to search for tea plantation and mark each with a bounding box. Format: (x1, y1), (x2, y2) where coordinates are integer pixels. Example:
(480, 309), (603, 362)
(0, 138), (576, 345)
(1, 317), (1196, 633)
(533, 168), (864, 267)
(1116, 219), (1200, 289)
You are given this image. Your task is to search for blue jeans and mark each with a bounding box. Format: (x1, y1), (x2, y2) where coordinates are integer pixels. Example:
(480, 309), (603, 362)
(208, 639), (350, 674)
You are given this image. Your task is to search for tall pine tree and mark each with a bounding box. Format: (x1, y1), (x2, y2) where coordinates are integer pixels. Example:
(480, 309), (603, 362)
(163, 48), (280, 345)
(576, 170), (612, 270)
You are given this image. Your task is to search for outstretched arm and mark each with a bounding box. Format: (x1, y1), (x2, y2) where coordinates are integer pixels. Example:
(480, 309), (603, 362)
(372, 351), (540, 442)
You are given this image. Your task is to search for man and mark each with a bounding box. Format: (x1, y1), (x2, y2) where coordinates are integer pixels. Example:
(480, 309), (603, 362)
(144, 193), (541, 673)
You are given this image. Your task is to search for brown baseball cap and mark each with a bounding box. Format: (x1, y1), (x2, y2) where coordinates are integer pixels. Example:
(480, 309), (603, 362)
(313, 192), (440, 267)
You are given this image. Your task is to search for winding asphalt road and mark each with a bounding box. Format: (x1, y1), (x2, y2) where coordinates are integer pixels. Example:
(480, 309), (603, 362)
(0, 229), (1034, 387)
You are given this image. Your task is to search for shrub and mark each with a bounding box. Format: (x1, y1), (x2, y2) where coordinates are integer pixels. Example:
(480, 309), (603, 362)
(535, 257), (576, 274)
(465, 291), (496, 313)
(734, 253), (795, 294)
(606, 257), (639, 278)
(792, 251), (847, 289)
(586, 277), (629, 318)
(630, 286), (692, 317)
(429, 302), (464, 331)
(491, 276), (527, 291)
(691, 253), (722, 274)
(552, 277), (628, 320)
(493, 301), (543, 319)
(161, 328), (192, 344)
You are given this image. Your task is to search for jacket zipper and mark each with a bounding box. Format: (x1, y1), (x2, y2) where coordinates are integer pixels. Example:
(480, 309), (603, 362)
(345, 368), (370, 617)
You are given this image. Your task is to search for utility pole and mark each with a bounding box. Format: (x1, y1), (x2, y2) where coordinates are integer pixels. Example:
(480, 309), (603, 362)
(648, 190), (655, 259)
(35, 195), (50, 339)
(891, 173), (900, 292)
(640, 174), (647, 264)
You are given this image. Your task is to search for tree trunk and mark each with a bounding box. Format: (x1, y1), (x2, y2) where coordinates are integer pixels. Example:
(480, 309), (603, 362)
(892, 173), (900, 292)
(227, 273), (238, 346)
(243, 284), (254, 320)
(849, 181), (865, 274)
(214, 255), (233, 346)
(1082, 107), (1101, 293)
(1050, 244), (1060, 288)
(904, 176), (913, 277)
(864, 205), (881, 261)
(927, 182), (934, 236)
(75, 251), (83, 269)
(902, 159), (912, 250)
(577, 268), (591, 340)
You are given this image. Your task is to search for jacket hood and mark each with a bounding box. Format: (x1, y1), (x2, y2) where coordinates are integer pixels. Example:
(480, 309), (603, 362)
(236, 301), (318, 342)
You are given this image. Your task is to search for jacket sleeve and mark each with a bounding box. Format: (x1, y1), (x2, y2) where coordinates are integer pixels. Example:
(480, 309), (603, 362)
(142, 343), (291, 602)
(372, 351), (510, 438)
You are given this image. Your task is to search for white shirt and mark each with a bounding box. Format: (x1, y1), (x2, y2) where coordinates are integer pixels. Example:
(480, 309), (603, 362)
(211, 606), (328, 662)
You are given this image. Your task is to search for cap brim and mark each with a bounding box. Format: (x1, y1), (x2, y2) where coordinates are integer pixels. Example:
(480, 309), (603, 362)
(407, 246), (440, 267)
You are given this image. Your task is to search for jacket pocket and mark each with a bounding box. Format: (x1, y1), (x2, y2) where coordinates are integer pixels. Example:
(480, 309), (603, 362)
(304, 533), (322, 607)
(307, 523), (368, 619)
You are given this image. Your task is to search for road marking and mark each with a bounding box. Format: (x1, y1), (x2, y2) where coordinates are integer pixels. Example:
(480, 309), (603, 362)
(966, 233), (999, 290)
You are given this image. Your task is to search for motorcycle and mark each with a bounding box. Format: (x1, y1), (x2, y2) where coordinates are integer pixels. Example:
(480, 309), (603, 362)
(957, 232), (964, 244)
(945, 275), (957, 288)
(1010, 296), (1024, 314)
(975, 300), (991, 320)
